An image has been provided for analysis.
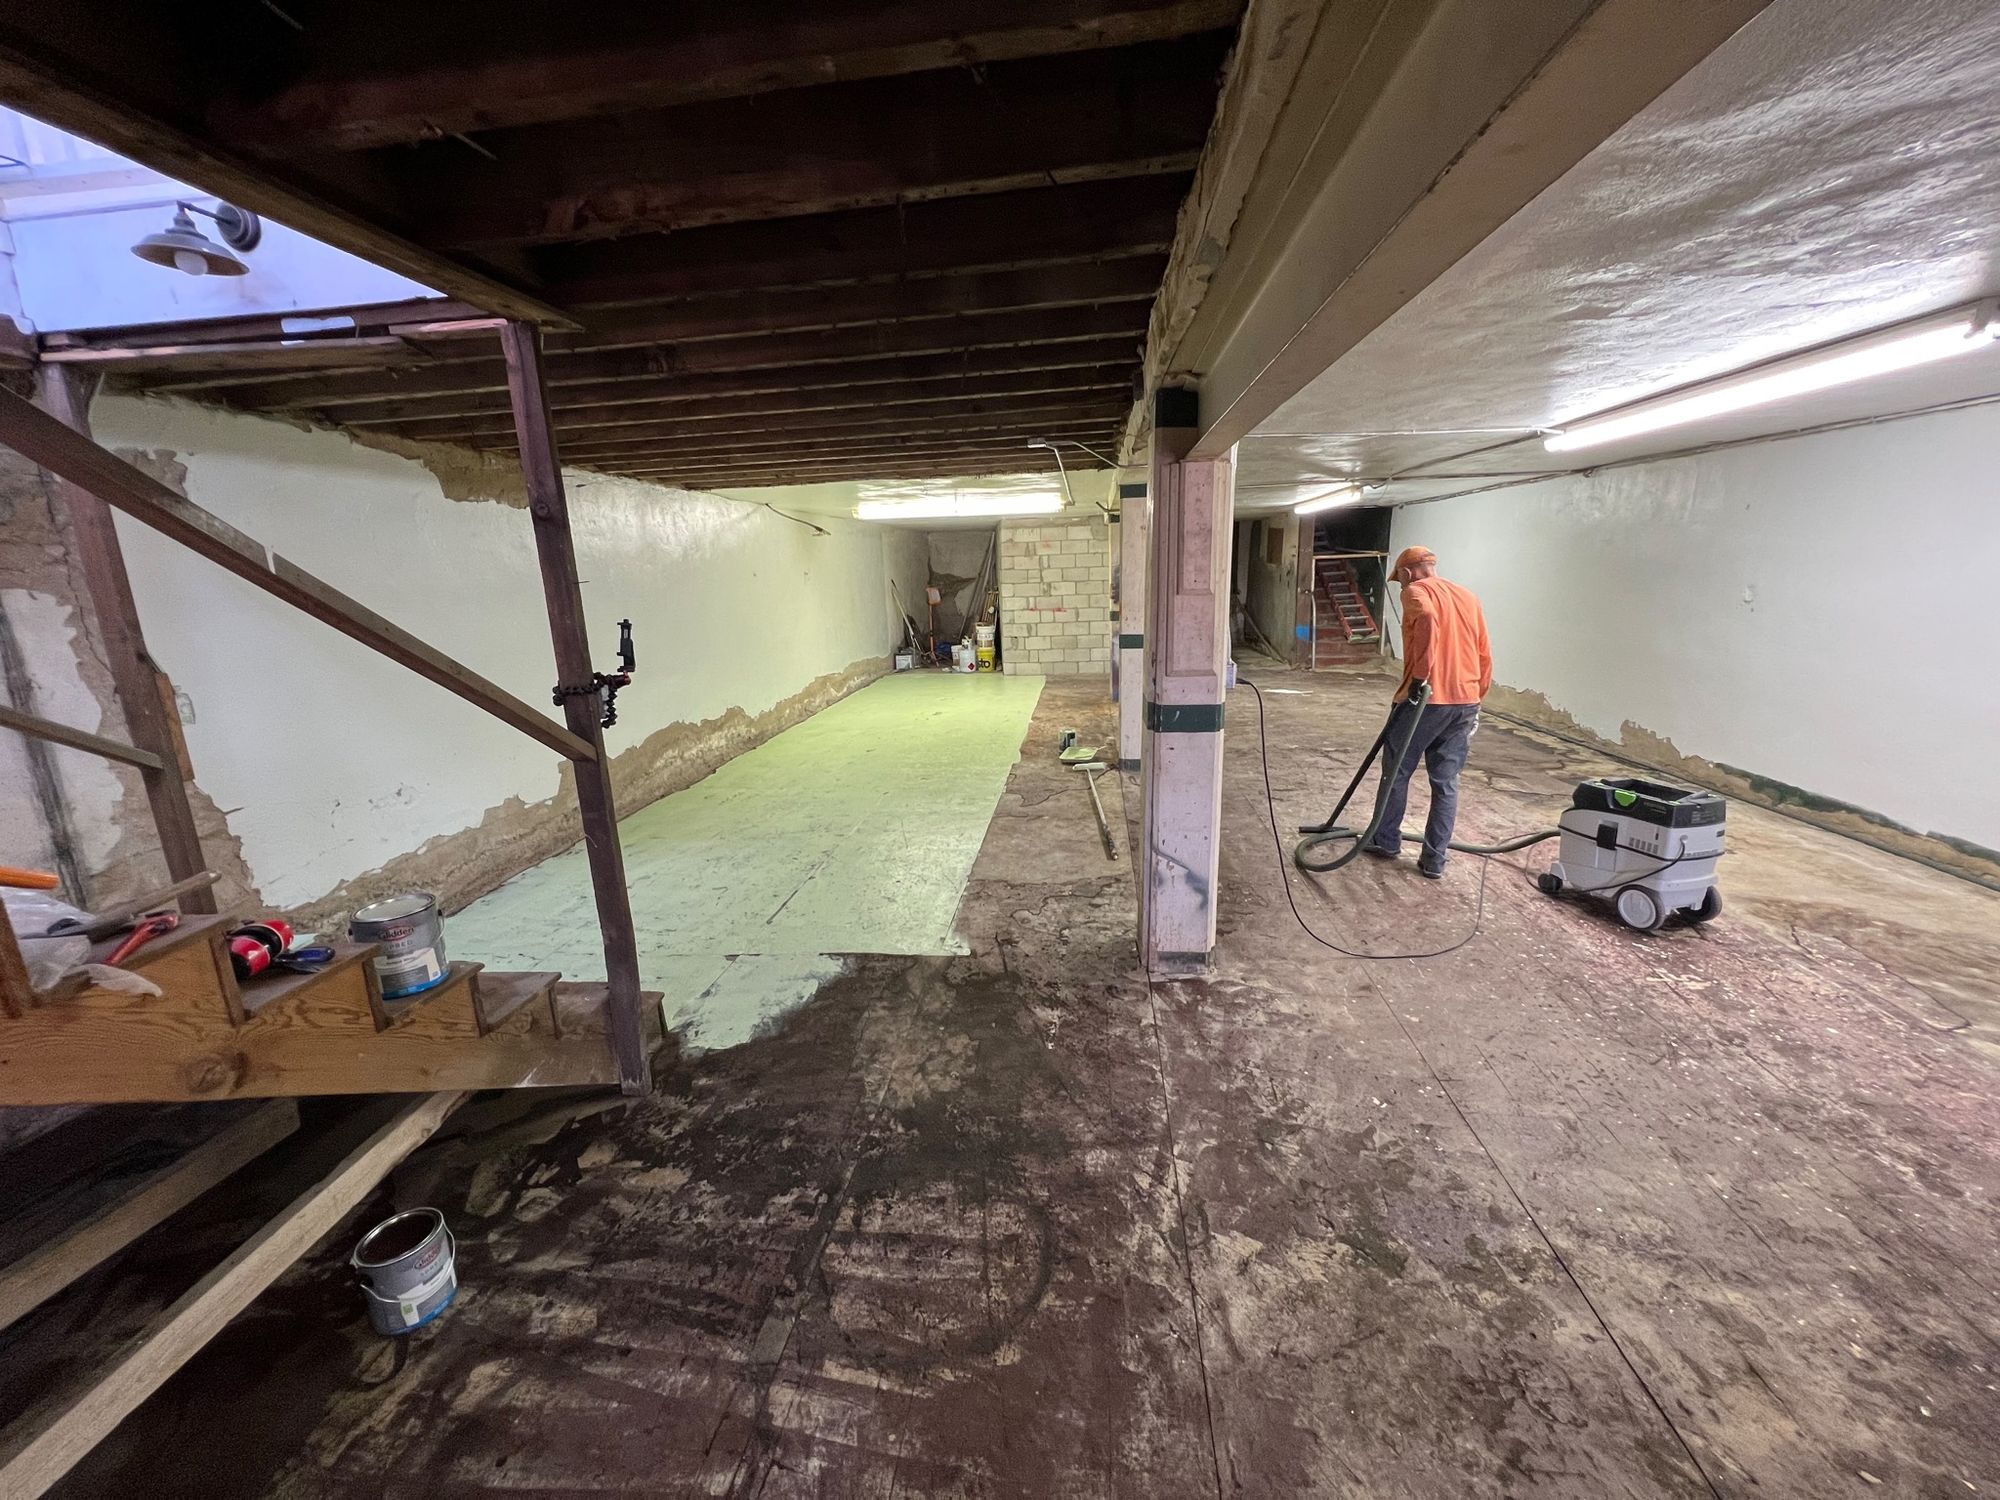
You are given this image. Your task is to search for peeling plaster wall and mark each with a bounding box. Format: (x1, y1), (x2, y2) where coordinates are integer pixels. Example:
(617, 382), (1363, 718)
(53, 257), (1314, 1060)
(45, 394), (907, 916)
(1387, 403), (2000, 861)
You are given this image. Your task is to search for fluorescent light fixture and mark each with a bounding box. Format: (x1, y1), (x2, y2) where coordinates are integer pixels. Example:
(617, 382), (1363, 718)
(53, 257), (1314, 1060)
(1545, 302), (2000, 454)
(855, 494), (1064, 521)
(1293, 484), (1363, 516)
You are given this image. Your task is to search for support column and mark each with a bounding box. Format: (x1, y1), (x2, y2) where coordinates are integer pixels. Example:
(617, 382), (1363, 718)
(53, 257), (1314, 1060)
(1138, 389), (1233, 975)
(1113, 478), (1148, 770)
(33, 367), (216, 913)
(500, 321), (650, 1095)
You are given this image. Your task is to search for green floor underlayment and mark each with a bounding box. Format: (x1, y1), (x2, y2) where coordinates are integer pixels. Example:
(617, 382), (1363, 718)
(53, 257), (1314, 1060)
(448, 671), (1044, 1050)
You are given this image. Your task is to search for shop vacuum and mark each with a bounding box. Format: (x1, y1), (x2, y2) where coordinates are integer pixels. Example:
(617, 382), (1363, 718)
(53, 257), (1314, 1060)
(1286, 679), (1725, 935)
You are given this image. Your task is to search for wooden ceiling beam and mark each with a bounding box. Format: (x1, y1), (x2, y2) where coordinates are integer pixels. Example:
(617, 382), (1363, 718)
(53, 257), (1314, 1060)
(541, 174), (1191, 307)
(403, 36), (1228, 248)
(39, 298), (493, 352)
(562, 422), (1125, 467)
(396, 370), (1136, 444)
(321, 341), (1144, 428)
(604, 457), (1084, 489)
(553, 408), (1129, 458)
(441, 395), (1135, 452)
(198, 303), (1146, 410)
(556, 257), (1166, 351)
(596, 449), (1123, 487)
(217, 0), (1243, 154)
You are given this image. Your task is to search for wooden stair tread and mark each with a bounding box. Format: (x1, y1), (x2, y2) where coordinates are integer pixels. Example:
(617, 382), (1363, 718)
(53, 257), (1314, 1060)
(239, 937), (377, 1018)
(31, 913), (237, 1006)
(474, 970), (560, 1035)
(380, 961), (481, 1029)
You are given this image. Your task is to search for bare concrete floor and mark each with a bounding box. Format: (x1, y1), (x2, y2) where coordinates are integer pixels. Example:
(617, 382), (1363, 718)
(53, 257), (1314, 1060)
(56, 672), (2000, 1498)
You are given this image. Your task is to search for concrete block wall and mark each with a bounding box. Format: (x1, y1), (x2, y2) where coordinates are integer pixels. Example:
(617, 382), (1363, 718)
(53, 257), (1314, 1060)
(998, 517), (1111, 676)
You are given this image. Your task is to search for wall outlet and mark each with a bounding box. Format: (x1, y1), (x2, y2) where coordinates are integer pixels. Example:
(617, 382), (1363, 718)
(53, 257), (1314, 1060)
(174, 688), (195, 725)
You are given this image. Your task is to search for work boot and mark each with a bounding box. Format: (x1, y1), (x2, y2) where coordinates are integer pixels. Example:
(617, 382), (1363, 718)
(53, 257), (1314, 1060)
(1417, 860), (1446, 880)
(1362, 843), (1400, 861)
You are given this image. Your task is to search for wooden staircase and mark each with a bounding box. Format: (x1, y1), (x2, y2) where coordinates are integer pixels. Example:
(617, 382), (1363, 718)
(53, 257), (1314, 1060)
(1311, 555), (1381, 666)
(0, 912), (661, 1105)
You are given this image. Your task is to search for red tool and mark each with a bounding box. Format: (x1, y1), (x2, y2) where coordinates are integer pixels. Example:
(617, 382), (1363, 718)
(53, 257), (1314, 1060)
(106, 911), (180, 967)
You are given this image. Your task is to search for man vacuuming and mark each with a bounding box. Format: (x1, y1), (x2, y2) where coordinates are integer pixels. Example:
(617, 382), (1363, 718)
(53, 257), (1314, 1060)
(1363, 546), (1493, 879)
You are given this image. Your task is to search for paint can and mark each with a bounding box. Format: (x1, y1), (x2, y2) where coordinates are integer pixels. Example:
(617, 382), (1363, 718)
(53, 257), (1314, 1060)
(349, 892), (447, 999)
(351, 1207), (457, 1335)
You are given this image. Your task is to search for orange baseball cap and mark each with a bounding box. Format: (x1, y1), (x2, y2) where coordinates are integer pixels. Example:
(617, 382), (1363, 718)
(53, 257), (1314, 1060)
(1393, 546), (1436, 574)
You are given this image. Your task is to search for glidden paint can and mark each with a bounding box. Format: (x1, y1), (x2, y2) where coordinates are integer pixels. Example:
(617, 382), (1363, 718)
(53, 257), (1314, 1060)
(350, 891), (447, 999)
(351, 1207), (457, 1335)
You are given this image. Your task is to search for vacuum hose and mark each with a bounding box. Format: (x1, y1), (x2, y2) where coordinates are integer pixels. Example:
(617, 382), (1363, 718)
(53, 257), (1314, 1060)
(1292, 679), (1560, 872)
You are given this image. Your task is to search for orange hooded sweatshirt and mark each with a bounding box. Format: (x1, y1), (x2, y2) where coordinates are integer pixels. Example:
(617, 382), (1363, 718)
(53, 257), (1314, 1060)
(1397, 575), (1492, 705)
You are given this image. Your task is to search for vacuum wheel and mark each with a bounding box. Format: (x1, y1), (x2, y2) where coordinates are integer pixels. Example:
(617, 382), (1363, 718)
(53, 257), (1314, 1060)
(1684, 886), (1723, 925)
(1614, 885), (1665, 932)
(1536, 872), (1564, 896)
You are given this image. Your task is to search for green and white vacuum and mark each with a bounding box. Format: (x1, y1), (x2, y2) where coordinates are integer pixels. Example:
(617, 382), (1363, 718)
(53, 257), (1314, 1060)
(1538, 777), (1725, 931)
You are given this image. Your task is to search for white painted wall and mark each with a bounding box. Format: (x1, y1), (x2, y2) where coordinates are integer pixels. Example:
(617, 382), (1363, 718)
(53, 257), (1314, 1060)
(1386, 403), (2000, 852)
(85, 395), (906, 908)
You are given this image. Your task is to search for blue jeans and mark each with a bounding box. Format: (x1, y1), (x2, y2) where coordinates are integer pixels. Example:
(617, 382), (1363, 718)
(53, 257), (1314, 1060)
(1366, 701), (1479, 872)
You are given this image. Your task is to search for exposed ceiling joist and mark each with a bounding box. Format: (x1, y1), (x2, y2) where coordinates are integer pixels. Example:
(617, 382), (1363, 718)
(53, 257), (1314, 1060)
(0, 1), (1243, 483)
(216, 0), (1243, 153)
(406, 37), (1228, 248)
(321, 343), (1144, 429)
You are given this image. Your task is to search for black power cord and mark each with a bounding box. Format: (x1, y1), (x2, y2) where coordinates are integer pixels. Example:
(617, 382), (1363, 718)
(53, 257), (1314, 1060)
(1243, 675), (1494, 960)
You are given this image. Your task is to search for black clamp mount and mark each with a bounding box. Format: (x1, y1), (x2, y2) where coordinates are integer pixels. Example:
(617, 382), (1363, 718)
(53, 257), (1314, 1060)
(553, 618), (636, 729)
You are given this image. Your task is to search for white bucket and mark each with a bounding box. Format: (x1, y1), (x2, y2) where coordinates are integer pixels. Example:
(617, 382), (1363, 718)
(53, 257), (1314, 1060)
(351, 1207), (457, 1335)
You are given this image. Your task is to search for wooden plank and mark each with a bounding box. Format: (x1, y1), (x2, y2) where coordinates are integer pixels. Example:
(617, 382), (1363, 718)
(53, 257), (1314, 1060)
(0, 901), (27, 1020)
(391, 371), (1136, 444)
(38, 298), (487, 353)
(581, 425), (1127, 471)
(452, 402), (1132, 460)
(501, 321), (651, 1097)
(0, 385), (594, 764)
(216, 0), (1243, 151)
(0, 1092), (462, 1498)
(323, 342), (1144, 430)
(405, 38), (1224, 248)
(472, 970), (560, 1037)
(0, 1099), (299, 1334)
(0, 702), (162, 771)
(42, 336), (416, 376)
(541, 174), (1191, 308)
(218, 305), (1149, 412)
(553, 257), (1166, 351)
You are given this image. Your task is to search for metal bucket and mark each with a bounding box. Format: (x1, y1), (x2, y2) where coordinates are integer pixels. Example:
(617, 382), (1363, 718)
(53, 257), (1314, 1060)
(351, 1207), (457, 1336)
(350, 891), (447, 999)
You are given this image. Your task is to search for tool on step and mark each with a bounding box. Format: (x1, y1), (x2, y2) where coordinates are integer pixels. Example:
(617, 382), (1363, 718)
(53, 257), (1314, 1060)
(1068, 762), (1119, 861)
(42, 870), (220, 940)
(106, 911), (179, 966)
(272, 945), (336, 975)
(552, 617), (636, 729)
(0, 866), (60, 891)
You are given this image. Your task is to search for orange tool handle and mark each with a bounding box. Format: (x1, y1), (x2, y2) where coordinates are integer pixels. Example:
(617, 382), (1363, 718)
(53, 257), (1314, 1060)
(0, 866), (60, 890)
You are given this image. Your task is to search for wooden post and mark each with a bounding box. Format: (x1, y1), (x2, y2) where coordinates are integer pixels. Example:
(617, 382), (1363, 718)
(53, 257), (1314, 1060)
(499, 321), (650, 1095)
(1114, 478), (1148, 771)
(33, 368), (216, 914)
(1138, 388), (1233, 975)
